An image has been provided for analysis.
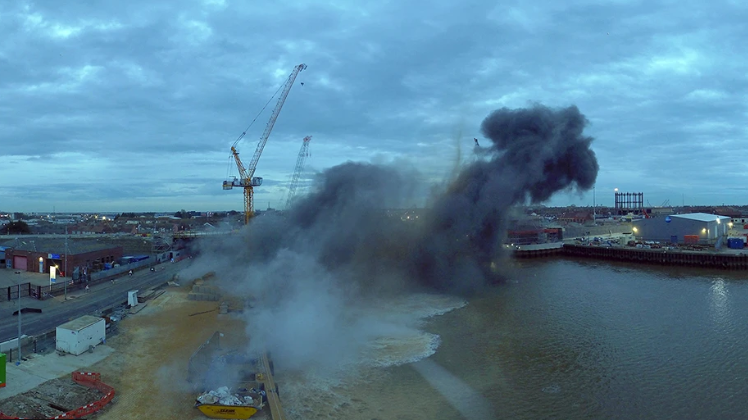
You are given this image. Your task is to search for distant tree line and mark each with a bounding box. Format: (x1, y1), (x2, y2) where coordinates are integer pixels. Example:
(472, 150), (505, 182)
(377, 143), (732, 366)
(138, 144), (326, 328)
(0, 221), (31, 235)
(116, 212), (138, 219)
(114, 210), (242, 220)
(175, 209), (192, 219)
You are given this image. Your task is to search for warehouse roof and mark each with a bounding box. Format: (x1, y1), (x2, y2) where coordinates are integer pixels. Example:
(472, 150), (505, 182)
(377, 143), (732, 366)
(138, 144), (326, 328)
(0, 237), (121, 254)
(670, 213), (732, 223)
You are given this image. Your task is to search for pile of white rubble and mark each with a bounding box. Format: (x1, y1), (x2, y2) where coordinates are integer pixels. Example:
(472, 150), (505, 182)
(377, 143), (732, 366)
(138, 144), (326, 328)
(196, 386), (254, 406)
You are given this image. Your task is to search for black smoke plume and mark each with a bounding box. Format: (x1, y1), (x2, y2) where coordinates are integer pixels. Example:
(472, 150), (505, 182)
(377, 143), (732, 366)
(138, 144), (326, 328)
(219, 104), (598, 292)
(412, 104), (599, 291)
(187, 103), (598, 371)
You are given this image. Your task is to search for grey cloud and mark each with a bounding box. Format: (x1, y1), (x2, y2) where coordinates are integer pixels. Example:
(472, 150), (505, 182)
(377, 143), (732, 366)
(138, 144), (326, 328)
(1, 0), (747, 211)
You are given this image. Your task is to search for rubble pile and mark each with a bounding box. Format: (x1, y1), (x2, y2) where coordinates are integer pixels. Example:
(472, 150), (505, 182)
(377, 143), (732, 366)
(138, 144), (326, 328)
(197, 386), (254, 406)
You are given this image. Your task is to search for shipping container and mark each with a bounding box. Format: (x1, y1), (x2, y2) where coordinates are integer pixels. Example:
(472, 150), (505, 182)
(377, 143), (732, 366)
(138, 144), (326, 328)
(56, 315), (106, 355)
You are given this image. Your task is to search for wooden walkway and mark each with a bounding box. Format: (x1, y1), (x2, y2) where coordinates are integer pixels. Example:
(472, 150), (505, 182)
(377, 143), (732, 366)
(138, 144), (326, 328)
(260, 352), (286, 420)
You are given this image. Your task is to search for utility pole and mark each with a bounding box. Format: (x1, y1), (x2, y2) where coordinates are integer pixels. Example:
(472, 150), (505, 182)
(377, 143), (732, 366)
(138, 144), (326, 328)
(18, 284), (21, 363)
(593, 187), (596, 225)
(64, 225), (69, 301)
(15, 271), (21, 365)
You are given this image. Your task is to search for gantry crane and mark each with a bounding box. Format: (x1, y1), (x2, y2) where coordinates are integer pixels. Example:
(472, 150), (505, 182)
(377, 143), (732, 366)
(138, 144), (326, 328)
(285, 135), (312, 209)
(223, 63), (307, 224)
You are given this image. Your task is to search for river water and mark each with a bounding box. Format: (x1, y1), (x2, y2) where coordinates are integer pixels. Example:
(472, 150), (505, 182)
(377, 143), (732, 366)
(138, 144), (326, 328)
(281, 257), (748, 419)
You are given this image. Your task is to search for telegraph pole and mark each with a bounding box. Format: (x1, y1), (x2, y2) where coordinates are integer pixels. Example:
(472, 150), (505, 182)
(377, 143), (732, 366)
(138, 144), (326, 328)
(15, 272), (21, 365)
(593, 187), (596, 225)
(64, 225), (69, 301)
(18, 283), (21, 363)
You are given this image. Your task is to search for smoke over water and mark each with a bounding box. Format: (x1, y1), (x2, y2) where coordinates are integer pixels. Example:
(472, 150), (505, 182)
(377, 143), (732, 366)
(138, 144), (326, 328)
(414, 104), (599, 291)
(185, 104), (598, 415)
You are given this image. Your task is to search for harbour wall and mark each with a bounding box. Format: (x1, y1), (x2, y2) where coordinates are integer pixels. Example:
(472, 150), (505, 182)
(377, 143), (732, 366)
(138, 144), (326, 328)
(513, 243), (748, 269)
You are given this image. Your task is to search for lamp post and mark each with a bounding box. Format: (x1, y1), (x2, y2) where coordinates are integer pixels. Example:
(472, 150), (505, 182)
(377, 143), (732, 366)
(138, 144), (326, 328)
(593, 186), (596, 225)
(64, 225), (69, 301)
(14, 271), (21, 364)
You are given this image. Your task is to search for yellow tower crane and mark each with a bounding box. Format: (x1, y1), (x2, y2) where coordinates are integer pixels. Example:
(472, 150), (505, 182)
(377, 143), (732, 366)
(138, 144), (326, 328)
(223, 63), (307, 224)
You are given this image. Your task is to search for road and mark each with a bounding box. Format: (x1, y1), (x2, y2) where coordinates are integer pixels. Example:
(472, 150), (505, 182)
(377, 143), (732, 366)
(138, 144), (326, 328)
(0, 262), (186, 342)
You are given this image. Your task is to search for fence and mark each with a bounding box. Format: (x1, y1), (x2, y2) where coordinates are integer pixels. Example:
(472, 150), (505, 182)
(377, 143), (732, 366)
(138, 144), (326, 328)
(89, 258), (152, 282)
(3, 258), (154, 301)
(2, 332), (55, 364)
(48, 258), (153, 297)
(3, 283), (31, 301)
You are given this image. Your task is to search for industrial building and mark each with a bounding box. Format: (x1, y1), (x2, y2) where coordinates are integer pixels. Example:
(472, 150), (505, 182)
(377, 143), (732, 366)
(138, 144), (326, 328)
(1, 238), (123, 279)
(631, 213), (731, 244)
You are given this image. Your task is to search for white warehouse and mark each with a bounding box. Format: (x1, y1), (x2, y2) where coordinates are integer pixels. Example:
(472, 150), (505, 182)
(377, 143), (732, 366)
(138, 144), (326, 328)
(632, 213), (731, 244)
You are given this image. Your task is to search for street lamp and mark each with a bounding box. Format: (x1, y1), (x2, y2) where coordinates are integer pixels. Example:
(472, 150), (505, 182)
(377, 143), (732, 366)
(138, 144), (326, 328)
(14, 271), (21, 365)
(64, 225), (69, 301)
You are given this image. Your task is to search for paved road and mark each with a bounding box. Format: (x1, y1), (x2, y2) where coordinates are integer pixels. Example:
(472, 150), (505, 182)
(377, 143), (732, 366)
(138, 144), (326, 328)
(0, 261), (187, 342)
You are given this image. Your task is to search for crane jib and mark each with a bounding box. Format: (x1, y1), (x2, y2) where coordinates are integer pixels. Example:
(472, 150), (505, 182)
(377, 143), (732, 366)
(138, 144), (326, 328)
(246, 63), (307, 179)
(224, 63), (307, 224)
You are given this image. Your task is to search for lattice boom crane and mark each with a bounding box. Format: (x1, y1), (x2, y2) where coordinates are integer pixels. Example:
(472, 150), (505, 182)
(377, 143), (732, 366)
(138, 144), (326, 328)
(285, 135), (312, 209)
(223, 63), (307, 224)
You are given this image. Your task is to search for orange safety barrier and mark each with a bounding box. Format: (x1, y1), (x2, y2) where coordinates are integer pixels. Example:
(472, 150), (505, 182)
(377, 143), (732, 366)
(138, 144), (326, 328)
(0, 372), (115, 419)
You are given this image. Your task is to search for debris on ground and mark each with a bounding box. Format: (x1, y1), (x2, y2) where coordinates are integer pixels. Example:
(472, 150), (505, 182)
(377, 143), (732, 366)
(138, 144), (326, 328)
(189, 308), (218, 317)
(129, 302), (149, 314)
(0, 377), (103, 419)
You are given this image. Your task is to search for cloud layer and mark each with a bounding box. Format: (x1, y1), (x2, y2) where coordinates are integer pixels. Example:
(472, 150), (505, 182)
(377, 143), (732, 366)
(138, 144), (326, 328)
(1, 0), (746, 211)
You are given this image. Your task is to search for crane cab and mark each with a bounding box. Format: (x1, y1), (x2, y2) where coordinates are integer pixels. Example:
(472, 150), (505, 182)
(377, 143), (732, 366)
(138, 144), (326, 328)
(251, 177), (263, 187)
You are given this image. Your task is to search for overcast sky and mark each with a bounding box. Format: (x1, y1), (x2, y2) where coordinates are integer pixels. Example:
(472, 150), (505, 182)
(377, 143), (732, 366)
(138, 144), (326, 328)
(1, 0), (746, 213)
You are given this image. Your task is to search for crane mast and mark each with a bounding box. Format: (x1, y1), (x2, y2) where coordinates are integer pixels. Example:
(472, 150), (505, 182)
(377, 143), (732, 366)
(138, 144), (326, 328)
(285, 135), (312, 209)
(223, 63), (307, 225)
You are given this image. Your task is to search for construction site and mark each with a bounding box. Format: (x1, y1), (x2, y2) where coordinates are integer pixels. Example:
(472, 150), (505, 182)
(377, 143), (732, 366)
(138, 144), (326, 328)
(0, 270), (287, 420)
(0, 63), (311, 420)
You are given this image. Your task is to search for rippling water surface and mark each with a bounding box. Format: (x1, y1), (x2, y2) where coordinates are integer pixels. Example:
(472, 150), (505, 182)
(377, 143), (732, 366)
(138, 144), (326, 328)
(284, 258), (748, 419)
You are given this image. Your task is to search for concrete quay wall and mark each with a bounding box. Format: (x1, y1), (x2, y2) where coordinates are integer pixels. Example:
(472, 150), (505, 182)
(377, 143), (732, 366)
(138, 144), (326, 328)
(514, 243), (748, 269)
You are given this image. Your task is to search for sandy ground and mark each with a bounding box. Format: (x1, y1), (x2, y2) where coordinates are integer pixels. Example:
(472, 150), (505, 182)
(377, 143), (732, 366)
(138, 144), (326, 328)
(85, 285), (252, 420)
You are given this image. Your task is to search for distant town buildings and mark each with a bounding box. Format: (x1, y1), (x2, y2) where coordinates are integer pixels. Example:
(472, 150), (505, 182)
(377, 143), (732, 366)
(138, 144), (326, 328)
(0, 211), (243, 236)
